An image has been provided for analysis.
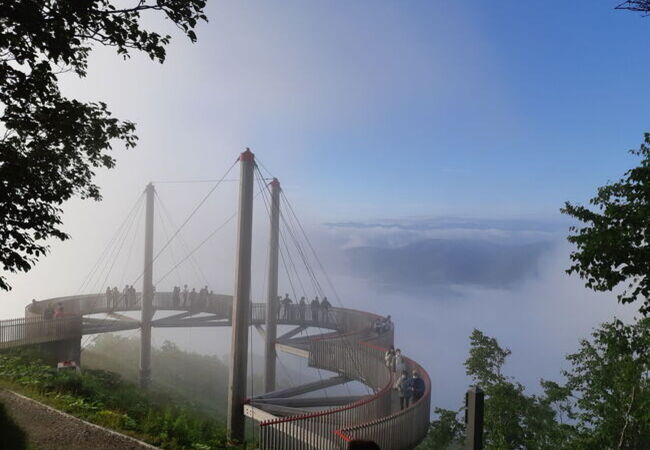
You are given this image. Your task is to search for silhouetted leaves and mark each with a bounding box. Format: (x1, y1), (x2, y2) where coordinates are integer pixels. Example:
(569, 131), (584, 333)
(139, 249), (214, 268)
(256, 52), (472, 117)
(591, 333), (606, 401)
(562, 133), (650, 315)
(0, 0), (207, 290)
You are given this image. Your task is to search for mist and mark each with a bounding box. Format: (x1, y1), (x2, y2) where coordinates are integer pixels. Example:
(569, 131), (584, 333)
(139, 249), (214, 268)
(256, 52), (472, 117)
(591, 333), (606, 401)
(1, 1), (646, 429)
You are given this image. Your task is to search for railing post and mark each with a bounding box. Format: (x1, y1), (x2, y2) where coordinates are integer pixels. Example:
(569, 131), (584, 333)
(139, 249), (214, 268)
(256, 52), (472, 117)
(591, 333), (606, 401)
(465, 386), (484, 450)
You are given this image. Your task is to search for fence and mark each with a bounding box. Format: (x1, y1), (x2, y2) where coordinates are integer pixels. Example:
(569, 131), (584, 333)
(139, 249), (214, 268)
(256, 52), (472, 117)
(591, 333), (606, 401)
(258, 340), (393, 450)
(0, 316), (82, 349)
(335, 357), (431, 450)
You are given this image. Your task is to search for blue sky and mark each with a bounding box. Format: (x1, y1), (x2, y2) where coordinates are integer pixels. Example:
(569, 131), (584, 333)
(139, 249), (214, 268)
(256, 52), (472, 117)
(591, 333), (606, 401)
(230, 1), (650, 219)
(50, 0), (650, 223)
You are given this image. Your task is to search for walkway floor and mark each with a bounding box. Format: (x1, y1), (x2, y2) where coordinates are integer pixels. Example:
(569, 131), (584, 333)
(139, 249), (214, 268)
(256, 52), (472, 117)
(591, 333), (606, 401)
(0, 390), (157, 450)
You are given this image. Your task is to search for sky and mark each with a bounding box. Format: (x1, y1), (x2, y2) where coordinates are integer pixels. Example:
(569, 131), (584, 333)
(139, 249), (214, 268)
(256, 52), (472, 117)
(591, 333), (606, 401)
(1, 0), (649, 413)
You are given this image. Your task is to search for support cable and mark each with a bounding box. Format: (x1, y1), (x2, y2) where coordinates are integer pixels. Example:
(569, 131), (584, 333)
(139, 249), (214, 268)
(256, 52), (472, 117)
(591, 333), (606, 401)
(76, 193), (144, 295)
(131, 159), (238, 286)
(255, 163), (368, 394)
(255, 170), (331, 397)
(156, 192), (210, 287)
(81, 199), (144, 349)
(154, 196), (185, 288)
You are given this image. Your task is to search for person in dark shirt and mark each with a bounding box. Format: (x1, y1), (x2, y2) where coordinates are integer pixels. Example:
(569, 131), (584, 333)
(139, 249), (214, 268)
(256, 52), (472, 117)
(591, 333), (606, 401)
(410, 370), (426, 402)
(298, 297), (306, 322)
(320, 296), (331, 323)
(310, 296), (320, 322)
(282, 294), (293, 320)
(172, 286), (181, 308)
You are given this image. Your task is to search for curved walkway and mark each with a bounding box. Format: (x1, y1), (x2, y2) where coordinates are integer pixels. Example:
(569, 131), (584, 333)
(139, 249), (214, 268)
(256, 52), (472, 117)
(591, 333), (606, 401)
(0, 293), (431, 449)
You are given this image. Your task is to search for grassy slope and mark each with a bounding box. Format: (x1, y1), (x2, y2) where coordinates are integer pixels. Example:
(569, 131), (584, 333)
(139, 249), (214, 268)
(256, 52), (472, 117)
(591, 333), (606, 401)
(0, 348), (241, 449)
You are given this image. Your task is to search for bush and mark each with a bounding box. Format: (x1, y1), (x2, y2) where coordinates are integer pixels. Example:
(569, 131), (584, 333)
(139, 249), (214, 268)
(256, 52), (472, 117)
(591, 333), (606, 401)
(0, 350), (236, 449)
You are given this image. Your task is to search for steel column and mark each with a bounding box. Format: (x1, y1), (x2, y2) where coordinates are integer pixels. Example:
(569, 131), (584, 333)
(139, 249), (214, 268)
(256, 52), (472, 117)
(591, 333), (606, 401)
(227, 149), (255, 442)
(264, 178), (281, 392)
(139, 182), (155, 389)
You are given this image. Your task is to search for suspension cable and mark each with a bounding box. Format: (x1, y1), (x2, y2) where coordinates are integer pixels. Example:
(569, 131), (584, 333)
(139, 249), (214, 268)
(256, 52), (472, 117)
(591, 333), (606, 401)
(254, 169), (331, 396)
(130, 159), (238, 286)
(76, 193), (144, 295)
(155, 192), (206, 287)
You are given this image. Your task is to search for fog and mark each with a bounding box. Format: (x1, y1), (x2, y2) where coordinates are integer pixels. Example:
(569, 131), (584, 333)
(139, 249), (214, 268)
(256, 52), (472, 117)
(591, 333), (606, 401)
(1, 198), (638, 412)
(0, 0), (644, 418)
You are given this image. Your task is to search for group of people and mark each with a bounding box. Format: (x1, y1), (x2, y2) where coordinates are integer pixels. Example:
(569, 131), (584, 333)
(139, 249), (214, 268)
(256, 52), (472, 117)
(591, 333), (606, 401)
(41, 302), (70, 320)
(373, 315), (392, 335)
(105, 285), (138, 309)
(385, 345), (425, 410)
(172, 285), (215, 310)
(278, 294), (332, 323)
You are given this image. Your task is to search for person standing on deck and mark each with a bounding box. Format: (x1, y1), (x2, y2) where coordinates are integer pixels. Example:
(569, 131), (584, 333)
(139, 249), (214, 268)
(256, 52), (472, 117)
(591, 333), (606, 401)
(182, 284), (189, 307)
(172, 286), (181, 308)
(281, 294), (293, 320)
(394, 370), (412, 410)
(385, 346), (396, 373)
(410, 370), (425, 403)
(298, 297), (306, 322)
(189, 288), (197, 312)
(320, 296), (331, 323)
(394, 348), (406, 373)
(310, 296), (320, 322)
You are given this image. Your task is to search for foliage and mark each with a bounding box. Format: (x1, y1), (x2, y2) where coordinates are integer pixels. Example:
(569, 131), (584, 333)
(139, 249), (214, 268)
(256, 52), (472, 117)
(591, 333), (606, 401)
(0, 401), (28, 450)
(416, 407), (464, 450)
(465, 330), (573, 450)
(561, 318), (650, 449)
(0, 349), (237, 449)
(0, 0), (207, 291)
(616, 1), (650, 14)
(421, 320), (650, 449)
(562, 133), (650, 315)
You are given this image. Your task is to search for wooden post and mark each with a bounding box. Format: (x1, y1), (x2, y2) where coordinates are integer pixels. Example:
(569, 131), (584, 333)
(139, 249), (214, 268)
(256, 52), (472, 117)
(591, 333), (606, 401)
(465, 386), (484, 450)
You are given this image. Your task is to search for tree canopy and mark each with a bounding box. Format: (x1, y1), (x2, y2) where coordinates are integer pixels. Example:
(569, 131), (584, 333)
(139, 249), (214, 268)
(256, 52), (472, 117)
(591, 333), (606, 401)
(562, 133), (650, 315)
(616, 1), (650, 13)
(418, 322), (650, 449)
(0, 0), (207, 290)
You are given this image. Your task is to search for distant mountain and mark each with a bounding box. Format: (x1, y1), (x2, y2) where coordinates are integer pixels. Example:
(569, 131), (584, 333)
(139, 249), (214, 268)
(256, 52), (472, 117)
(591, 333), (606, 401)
(345, 239), (552, 290)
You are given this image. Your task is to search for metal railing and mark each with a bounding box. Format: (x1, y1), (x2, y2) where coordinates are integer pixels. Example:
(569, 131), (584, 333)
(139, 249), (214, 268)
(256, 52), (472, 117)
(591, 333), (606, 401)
(335, 357), (431, 450)
(258, 340), (394, 450)
(0, 316), (82, 349)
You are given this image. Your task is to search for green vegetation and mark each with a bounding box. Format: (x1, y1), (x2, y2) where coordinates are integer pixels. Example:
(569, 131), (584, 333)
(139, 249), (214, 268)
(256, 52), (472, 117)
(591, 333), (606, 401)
(562, 133), (650, 315)
(0, 348), (239, 449)
(82, 334), (268, 417)
(418, 318), (650, 449)
(0, 401), (28, 450)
